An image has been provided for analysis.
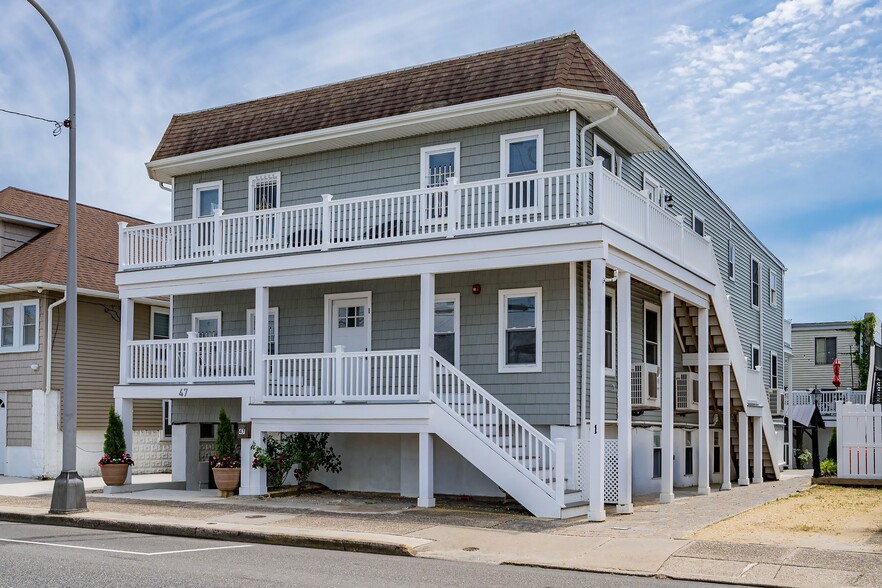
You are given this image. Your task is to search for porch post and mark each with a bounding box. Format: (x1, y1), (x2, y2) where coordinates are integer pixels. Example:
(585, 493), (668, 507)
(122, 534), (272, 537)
(721, 364), (732, 490)
(738, 411), (749, 485)
(787, 392), (794, 469)
(660, 291), (675, 504)
(240, 423), (266, 496)
(616, 271), (633, 514)
(588, 259), (606, 522)
(419, 273), (435, 402)
(697, 306), (710, 495)
(591, 156), (605, 223)
(114, 397), (134, 485)
(171, 423), (200, 491)
(254, 286), (268, 401)
(186, 331), (196, 384)
(752, 416), (763, 484)
(118, 296), (134, 385)
(418, 432), (435, 507)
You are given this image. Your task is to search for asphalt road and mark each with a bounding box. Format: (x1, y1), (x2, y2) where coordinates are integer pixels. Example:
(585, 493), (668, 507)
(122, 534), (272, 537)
(0, 522), (729, 587)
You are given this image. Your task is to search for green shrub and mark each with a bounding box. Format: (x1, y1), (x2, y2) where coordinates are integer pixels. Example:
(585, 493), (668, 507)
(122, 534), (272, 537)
(820, 458), (837, 477)
(797, 449), (813, 469)
(252, 432), (342, 492)
(827, 429), (837, 462)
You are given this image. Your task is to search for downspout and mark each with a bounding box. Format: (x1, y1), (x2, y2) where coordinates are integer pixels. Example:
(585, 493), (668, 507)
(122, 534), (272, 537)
(580, 107), (619, 167)
(46, 292), (66, 393)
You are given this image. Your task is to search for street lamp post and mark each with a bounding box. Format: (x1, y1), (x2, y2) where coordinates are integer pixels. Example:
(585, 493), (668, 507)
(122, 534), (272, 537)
(25, 0), (87, 514)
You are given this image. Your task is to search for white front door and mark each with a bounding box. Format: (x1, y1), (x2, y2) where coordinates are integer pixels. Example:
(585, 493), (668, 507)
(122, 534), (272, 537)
(328, 296), (371, 353)
(0, 391), (7, 475)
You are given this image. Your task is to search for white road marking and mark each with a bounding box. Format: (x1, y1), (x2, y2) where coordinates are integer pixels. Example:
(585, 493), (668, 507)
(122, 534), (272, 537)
(0, 536), (252, 556)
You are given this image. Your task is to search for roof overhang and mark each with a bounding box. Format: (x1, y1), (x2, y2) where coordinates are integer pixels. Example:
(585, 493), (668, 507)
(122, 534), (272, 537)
(146, 88), (668, 184)
(0, 282), (168, 307)
(0, 213), (58, 229)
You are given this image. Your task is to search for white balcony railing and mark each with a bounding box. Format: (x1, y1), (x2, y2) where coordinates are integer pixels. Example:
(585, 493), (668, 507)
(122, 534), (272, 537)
(118, 161), (714, 278)
(127, 333), (255, 384)
(783, 389), (867, 416)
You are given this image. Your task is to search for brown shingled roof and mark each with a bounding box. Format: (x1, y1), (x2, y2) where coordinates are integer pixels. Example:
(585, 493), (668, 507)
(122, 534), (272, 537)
(0, 187), (147, 294)
(151, 32), (655, 162)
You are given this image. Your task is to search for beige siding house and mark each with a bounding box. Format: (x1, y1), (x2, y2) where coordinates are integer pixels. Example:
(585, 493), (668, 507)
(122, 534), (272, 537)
(0, 187), (169, 478)
(791, 321), (860, 391)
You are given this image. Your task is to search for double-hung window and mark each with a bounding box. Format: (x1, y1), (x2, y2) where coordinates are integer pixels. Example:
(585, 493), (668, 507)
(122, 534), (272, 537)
(692, 210), (705, 237)
(727, 241), (735, 280)
(499, 288), (542, 372)
(594, 135), (620, 176)
(815, 337), (837, 365)
(501, 130), (543, 215)
(769, 271), (777, 307)
(644, 303), (660, 366)
(771, 352), (779, 389)
(434, 294), (460, 367)
(150, 307), (170, 340)
(247, 307), (280, 355)
(0, 299), (38, 353)
(192, 180), (223, 251)
(750, 258), (761, 308)
(420, 143), (459, 225)
(162, 399), (173, 439)
(751, 344), (761, 371)
(248, 172), (281, 244)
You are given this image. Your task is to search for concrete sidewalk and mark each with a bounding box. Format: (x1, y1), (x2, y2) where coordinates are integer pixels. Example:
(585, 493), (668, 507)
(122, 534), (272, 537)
(0, 471), (877, 587)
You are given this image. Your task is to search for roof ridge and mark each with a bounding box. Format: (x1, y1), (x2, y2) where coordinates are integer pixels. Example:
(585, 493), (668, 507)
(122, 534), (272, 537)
(169, 32), (582, 119)
(0, 186), (149, 224)
(552, 35), (579, 88)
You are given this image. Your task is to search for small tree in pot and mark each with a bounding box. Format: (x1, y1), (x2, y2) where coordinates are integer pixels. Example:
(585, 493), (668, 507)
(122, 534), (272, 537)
(210, 408), (241, 495)
(99, 407), (133, 486)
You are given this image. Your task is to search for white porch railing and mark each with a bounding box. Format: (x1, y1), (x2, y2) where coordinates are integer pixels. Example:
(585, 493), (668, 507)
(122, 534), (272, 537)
(783, 389), (866, 416)
(119, 162), (713, 279)
(127, 334), (255, 384)
(264, 347), (420, 402)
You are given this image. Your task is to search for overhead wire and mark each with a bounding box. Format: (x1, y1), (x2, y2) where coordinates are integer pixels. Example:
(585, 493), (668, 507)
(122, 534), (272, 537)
(0, 106), (67, 136)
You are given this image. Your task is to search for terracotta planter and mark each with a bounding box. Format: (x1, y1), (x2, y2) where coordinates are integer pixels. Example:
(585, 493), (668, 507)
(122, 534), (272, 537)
(213, 467), (241, 493)
(101, 463), (130, 486)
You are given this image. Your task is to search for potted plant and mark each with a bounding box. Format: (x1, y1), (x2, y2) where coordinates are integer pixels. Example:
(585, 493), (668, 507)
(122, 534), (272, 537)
(99, 407), (134, 486)
(210, 408), (240, 494)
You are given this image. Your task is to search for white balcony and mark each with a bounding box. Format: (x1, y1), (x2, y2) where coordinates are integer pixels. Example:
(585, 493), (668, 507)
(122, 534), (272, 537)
(781, 389), (867, 417)
(118, 162), (714, 278)
(126, 334), (255, 384)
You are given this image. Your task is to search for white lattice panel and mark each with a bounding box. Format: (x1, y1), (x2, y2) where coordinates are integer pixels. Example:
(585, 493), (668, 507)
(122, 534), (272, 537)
(577, 439), (619, 504)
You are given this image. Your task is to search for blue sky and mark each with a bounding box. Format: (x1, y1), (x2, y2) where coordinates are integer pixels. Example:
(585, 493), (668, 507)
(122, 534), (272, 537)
(1, 0), (881, 323)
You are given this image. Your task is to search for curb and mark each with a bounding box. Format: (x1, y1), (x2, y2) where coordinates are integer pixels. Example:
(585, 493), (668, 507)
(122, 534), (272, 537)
(0, 510), (416, 557)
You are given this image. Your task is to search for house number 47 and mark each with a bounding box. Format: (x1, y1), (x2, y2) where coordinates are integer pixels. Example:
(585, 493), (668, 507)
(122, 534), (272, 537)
(178, 388), (189, 397)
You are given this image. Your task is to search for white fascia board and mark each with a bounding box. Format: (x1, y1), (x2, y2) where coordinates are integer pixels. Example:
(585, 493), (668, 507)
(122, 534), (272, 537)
(0, 213), (58, 229)
(146, 89), (667, 183)
(0, 282), (167, 307)
(113, 383), (252, 400)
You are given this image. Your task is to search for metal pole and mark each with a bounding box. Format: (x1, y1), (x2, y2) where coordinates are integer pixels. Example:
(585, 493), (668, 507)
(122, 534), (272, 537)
(25, 0), (86, 514)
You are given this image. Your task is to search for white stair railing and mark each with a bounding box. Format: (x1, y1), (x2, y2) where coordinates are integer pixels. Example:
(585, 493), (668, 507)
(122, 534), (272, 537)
(430, 351), (562, 502)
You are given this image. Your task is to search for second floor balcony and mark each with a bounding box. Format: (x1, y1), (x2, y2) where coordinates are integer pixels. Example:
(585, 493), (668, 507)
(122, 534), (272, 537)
(118, 162), (715, 279)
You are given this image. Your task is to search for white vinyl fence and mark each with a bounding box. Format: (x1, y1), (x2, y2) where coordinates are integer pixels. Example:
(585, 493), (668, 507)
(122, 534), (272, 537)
(837, 402), (882, 479)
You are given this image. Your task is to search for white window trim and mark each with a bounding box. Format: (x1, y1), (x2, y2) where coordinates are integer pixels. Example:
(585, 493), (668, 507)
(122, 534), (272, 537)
(642, 172), (663, 206)
(191, 311), (222, 337)
(192, 180), (223, 218)
(692, 210), (706, 237)
(593, 134), (621, 177)
(246, 307), (280, 354)
(420, 143), (460, 189)
(769, 270), (778, 308)
(751, 344), (761, 371)
(727, 241), (736, 281)
(498, 287), (542, 373)
(750, 256), (761, 309)
(605, 287), (616, 376)
(644, 301), (660, 366)
(162, 399), (172, 440)
(150, 307), (170, 340)
(652, 430), (662, 479)
(500, 129), (544, 217)
(247, 172), (281, 211)
(770, 351), (779, 389)
(684, 430), (694, 477)
(434, 293), (460, 368)
(0, 299), (39, 353)
(323, 291), (372, 353)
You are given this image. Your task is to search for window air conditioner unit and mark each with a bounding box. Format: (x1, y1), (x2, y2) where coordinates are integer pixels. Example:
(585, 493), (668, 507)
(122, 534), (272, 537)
(675, 372), (699, 412)
(631, 363), (660, 409)
(767, 388), (782, 417)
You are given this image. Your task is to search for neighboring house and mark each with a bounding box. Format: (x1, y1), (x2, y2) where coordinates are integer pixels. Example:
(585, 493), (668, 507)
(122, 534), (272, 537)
(0, 187), (169, 478)
(114, 33), (785, 519)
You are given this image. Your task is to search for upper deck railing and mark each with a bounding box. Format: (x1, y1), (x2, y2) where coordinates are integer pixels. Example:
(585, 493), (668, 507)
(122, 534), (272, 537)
(119, 159), (714, 277)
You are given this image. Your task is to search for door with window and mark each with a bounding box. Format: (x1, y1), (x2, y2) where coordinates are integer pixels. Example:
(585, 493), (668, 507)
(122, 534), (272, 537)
(193, 181), (222, 253)
(328, 295), (371, 397)
(421, 144), (459, 227)
(192, 312), (221, 379)
(249, 172), (280, 245)
(502, 130), (543, 216)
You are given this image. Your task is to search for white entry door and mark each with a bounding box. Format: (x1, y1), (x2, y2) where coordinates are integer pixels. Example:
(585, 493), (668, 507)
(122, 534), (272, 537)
(327, 294), (371, 398)
(0, 391), (6, 475)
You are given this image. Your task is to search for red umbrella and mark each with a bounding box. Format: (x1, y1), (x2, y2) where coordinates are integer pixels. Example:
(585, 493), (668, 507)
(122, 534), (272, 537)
(832, 357), (841, 389)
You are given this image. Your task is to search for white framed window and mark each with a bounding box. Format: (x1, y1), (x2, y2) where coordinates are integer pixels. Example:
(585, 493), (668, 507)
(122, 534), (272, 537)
(594, 135), (621, 176)
(652, 430), (662, 478)
(498, 287), (542, 373)
(192, 180), (223, 218)
(604, 288), (616, 375)
(692, 210), (705, 237)
(501, 129), (543, 215)
(684, 430), (694, 476)
(750, 257), (761, 309)
(150, 307), (170, 340)
(247, 307), (280, 355)
(162, 399), (172, 439)
(770, 352), (779, 389)
(815, 337), (837, 365)
(644, 302), (660, 366)
(727, 241), (735, 280)
(751, 344), (761, 371)
(191, 312), (221, 338)
(434, 293), (460, 367)
(769, 270), (777, 307)
(642, 172), (663, 206)
(0, 299), (39, 353)
(248, 172), (281, 243)
(421, 143), (460, 188)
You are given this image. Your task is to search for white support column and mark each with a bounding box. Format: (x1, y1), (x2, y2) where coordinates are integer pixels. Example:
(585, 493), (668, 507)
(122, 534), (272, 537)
(697, 306), (710, 496)
(588, 259), (606, 522)
(616, 271), (633, 514)
(659, 291), (675, 504)
(419, 273), (435, 402)
(118, 296), (134, 385)
(752, 416), (763, 484)
(787, 392), (794, 469)
(240, 423), (267, 496)
(254, 286), (268, 402)
(172, 423), (200, 491)
(738, 411), (749, 486)
(721, 365), (732, 490)
(114, 397), (134, 485)
(418, 432), (435, 507)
